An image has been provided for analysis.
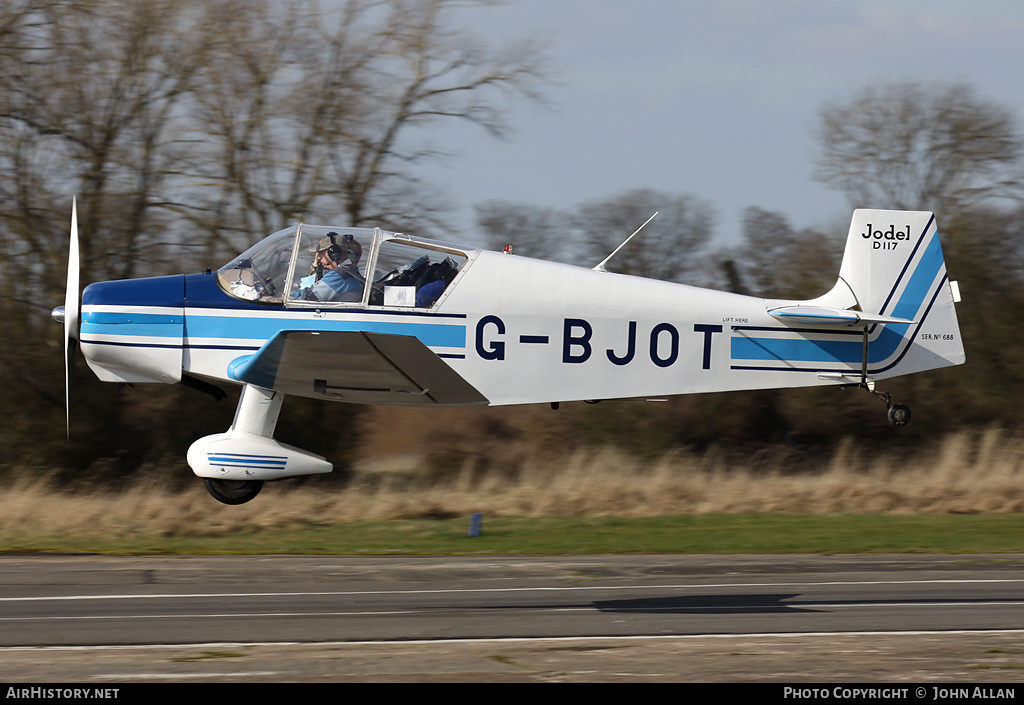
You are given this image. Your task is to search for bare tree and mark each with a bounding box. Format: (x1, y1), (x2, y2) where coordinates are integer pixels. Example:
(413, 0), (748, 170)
(0, 0), (221, 293)
(474, 201), (567, 260)
(814, 81), (1024, 216)
(727, 207), (841, 299)
(0, 0), (553, 289)
(188, 0), (552, 250)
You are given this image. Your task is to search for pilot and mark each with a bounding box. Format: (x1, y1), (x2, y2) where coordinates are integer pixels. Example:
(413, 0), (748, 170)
(331, 232), (362, 268)
(308, 233), (364, 301)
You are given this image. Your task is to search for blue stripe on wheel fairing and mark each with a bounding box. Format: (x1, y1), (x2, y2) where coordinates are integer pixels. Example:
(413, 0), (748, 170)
(207, 453), (287, 469)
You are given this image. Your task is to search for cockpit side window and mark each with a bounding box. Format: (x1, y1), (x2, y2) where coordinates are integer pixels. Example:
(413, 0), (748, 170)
(286, 226), (376, 306)
(369, 239), (467, 308)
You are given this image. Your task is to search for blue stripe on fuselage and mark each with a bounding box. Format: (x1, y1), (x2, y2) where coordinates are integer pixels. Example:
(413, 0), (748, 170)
(81, 311), (183, 339)
(184, 314), (466, 349)
(181, 271), (466, 348)
(731, 336), (863, 365)
(80, 272), (466, 350)
(84, 308), (468, 349)
(80, 275), (186, 340)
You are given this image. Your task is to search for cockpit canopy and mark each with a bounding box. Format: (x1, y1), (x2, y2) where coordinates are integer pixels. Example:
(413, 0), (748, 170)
(217, 225), (470, 309)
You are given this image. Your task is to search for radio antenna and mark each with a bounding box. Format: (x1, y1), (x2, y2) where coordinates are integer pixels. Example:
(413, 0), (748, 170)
(593, 212), (658, 272)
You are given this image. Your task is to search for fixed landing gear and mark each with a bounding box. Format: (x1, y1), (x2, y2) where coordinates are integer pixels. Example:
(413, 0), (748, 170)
(842, 382), (912, 427)
(840, 327), (911, 427)
(202, 478), (264, 505)
(866, 386), (912, 427)
(189, 385), (332, 505)
(887, 401), (912, 427)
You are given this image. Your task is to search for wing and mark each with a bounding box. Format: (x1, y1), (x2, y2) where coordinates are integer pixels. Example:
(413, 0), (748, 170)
(230, 330), (488, 406)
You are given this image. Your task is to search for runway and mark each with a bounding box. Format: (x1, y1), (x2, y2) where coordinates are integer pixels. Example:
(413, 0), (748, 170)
(2, 554), (1023, 681)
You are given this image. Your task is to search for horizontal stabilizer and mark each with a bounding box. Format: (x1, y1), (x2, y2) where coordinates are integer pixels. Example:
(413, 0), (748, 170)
(767, 305), (914, 327)
(229, 329), (488, 406)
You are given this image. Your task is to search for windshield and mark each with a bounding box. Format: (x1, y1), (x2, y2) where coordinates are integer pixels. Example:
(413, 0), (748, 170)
(217, 226), (297, 302)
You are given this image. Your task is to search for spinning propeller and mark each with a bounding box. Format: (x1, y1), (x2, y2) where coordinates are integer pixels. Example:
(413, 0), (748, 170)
(51, 199), (80, 439)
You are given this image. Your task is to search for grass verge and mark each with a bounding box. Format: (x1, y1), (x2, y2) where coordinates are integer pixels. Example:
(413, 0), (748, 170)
(4, 514), (1024, 556)
(5, 428), (1024, 555)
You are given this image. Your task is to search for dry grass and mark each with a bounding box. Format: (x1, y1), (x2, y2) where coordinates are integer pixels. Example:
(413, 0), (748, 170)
(2, 428), (1024, 539)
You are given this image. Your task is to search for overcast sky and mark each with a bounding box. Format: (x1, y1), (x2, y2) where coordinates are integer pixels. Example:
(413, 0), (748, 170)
(428, 0), (1024, 247)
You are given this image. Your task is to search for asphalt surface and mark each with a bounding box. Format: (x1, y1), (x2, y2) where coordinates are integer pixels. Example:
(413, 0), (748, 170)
(2, 553), (1024, 682)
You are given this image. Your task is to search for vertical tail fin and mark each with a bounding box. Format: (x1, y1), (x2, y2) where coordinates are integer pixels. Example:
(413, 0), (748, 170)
(825, 209), (965, 379)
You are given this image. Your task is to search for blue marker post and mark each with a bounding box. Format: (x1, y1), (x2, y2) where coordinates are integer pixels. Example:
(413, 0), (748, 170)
(468, 513), (484, 537)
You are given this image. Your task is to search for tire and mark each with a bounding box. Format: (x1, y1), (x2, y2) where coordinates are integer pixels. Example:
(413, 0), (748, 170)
(202, 478), (264, 505)
(887, 403), (911, 427)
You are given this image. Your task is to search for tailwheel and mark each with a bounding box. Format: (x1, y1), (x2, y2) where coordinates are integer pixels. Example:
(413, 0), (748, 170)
(887, 402), (912, 427)
(202, 478), (264, 505)
(870, 389), (911, 427)
(841, 383), (912, 427)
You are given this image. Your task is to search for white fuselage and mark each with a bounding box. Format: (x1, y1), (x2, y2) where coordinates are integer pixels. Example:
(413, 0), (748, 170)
(169, 252), (859, 405)
(80, 212), (964, 410)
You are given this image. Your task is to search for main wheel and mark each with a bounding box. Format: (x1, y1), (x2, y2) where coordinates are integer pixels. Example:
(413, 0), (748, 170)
(202, 478), (264, 505)
(887, 403), (912, 427)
